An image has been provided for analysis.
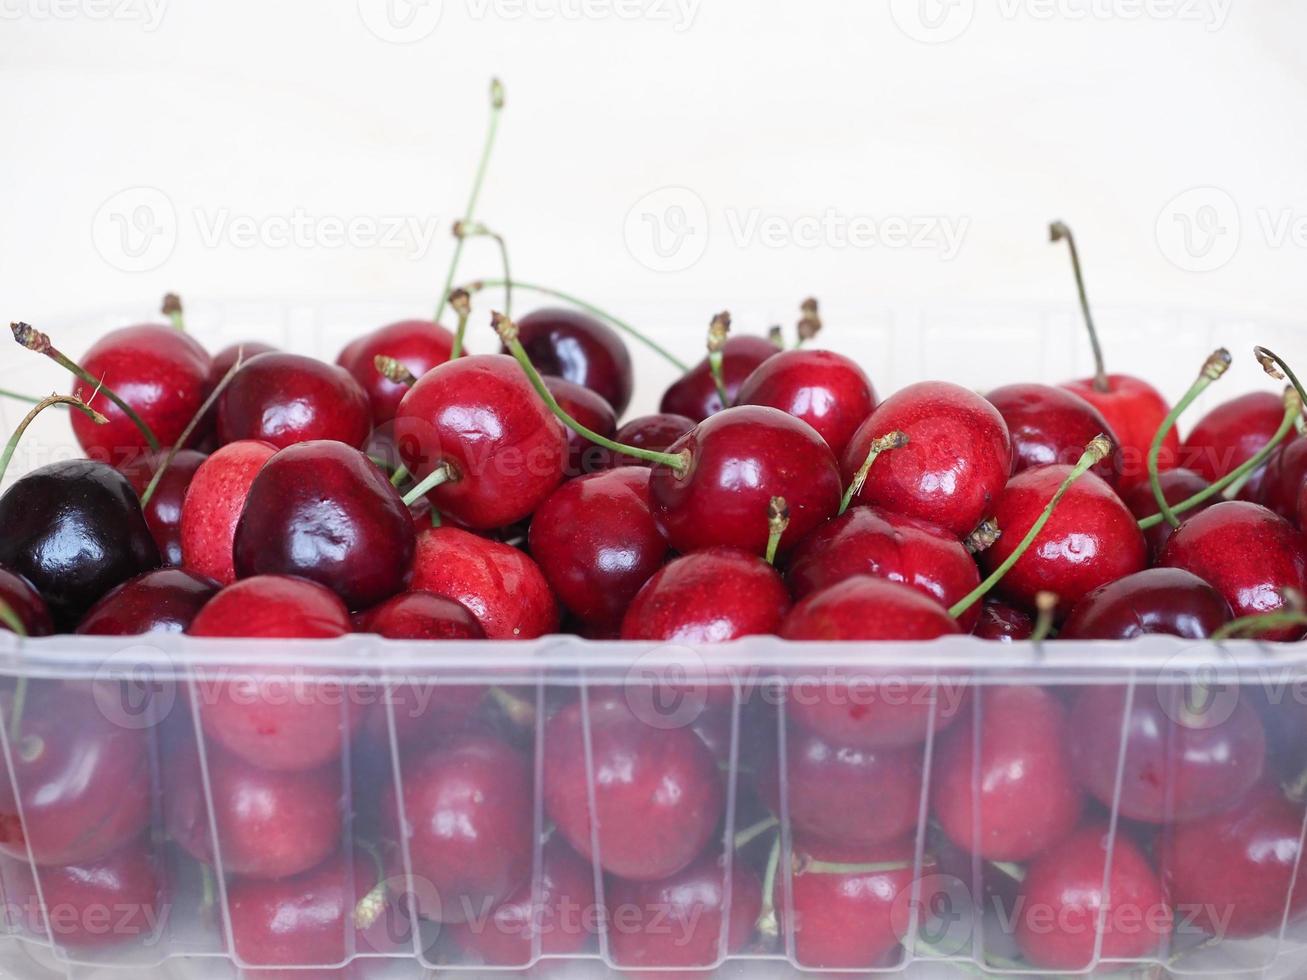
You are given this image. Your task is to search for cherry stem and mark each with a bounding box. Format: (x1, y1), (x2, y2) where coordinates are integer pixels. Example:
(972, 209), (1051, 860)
(1030, 592), (1057, 643)
(161, 293), (185, 332)
(0, 598), (25, 638)
(1212, 610), (1307, 641)
(755, 836), (782, 940)
(456, 221), (512, 317)
(487, 686), (536, 728)
(767, 325), (784, 347)
(10, 322), (161, 452)
(0, 388), (44, 406)
(494, 312), (690, 473)
(706, 311), (732, 408)
(765, 496), (789, 566)
(839, 431), (909, 514)
(449, 288), (472, 359)
(401, 463), (457, 507)
(1050, 221), (1108, 393)
(989, 860), (1027, 883)
(1149, 349), (1231, 529)
(1254, 346), (1307, 418)
(140, 348), (247, 508)
(198, 864), (217, 914)
(433, 78), (505, 328)
(794, 856), (916, 876)
(353, 840), (388, 930)
(464, 278), (690, 372)
(1137, 387), (1300, 530)
(373, 355), (417, 387)
(389, 463), (409, 487)
(949, 434), (1113, 619)
(732, 816), (779, 851)
(0, 393), (107, 489)
(964, 518), (1001, 554)
(795, 297), (821, 347)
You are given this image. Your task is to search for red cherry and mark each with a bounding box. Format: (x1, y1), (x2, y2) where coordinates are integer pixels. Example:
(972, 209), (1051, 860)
(932, 686), (1083, 862)
(1180, 390), (1284, 485)
(1160, 500), (1307, 640)
(1261, 434), (1307, 520)
(217, 351), (371, 450)
(410, 526), (558, 639)
(1068, 684), (1266, 823)
(70, 323), (212, 465)
(1015, 825), (1171, 970)
(1063, 374), (1177, 490)
(986, 383), (1123, 487)
(0, 566), (53, 635)
(736, 348), (877, 458)
(530, 467), (668, 630)
(336, 319), (454, 424)
(382, 734), (533, 924)
(544, 376), (617, 478)
(201, 341), (278, 437)
(1121, 467), (1214, 558)
(356, 589), (484, 640)
(595, 412), (696, 470)
(660, 334), (779, 422)
(75, 567), (217, 635)
(510, 307), (634, 417)
(543, 695), (723, 881)
(118, 448), (206, 565)
(972, 599), (1033, 641)
(1059, 568), (1231, 640)
(785, 505), (982, 631)
(841, 381), (1012, 537)
(980, 464), (1147, 616)
(393, 354), (567, 529)
(179, 439), (277, 585)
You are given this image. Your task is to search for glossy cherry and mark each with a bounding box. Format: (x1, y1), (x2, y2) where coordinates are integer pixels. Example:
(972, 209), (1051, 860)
(986, 382), (1122, 486)
(543, 694), (723, 881)
(0, 567), (53, 635)
(75, 567), (217, 635)
(233, 440), (415, 609)
(660, 333), (778, 422)
(1121, 466), (1214, 558)
(510, 307), (634, 417)
(1180, 390), (1284, 487)
(1261, 434), (1307, 520)
(544, 376), (617, 478)
(337, 318), (454, 424)
(596, 412), (696, 470)
(841, 381), (1012, 537)
(1063, 374), (1177, 490)
(1059, 568), (1231, 639)
(179, 439), (276, 585)
(972, 599), (1033, 641)
(210, 340), (277, 381)
(736, 348), (877, 457)
(1160, 500), (1307, 640)
(118, 448), (206, 565)
(217, 351), (372, 449)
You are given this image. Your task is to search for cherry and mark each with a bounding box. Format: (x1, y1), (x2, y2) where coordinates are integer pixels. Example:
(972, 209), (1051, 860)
(118, 448), (206, 565)
(1059, 568), (1231, 640)
(509, 307), (634, 417)
(75, 567), (217, 635)
(931, 686), (1083, 862)
(785, 505), (982, 631)
(178, 439), (276, 585)
(736, 348), (877, 458)
(1120, 467), (1213, 558)
(382, 734), (533, 924)
(543, 694), (723, 881)
(0, 682), (151, 865)
(1068, 683), (1266, 823)
(164, 737), (341, 879)
(596, 412), (695, 470)
(445, 834), (597, 965)
(0, 566), (53, 635)
(620, 545), (789, 642)
(606, 849), (762, 974)
(1015, 824), (1171, 970)
(530, 466), (668, 630)
(840, 381), (1012, 538)
(356, 589), (484, 640)
(1261, 433), (1307, 520)
(781, 576), (963, 748)
(211, 340), (276, 381)
(188, 575), (364, 771)
(545, 375), (617, 477)
(410, 526), (558, 639)
(660, 334), (779, 422)
(393, 354), (568, 529)
(336, 319), (454, 424)
(233, 440), (415, 609)
(1160, 500), (1307, 640)
(0, 459), (160, 628)
(2, 836), (164, 949)
(1180, 390), (1285, 487)
(972, 599), (1033, 641)
(217, 351), (372, 450)
(986, 382), (1123, 487)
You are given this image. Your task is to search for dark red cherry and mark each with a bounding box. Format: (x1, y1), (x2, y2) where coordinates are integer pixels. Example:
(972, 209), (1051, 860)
(1160, 500), (1307, 640)
(233, 440), (415, 609)
(509, 307), (634, 417)
(781, 576), (963, 748)
(736, 348), (877, 458)
(841, 381), (1012, 537)
(165, 738), (341, 880)
(211, 340), (277, 380)
(972, 599), (1033, 641)
(1261, 434), (1307, 520)
(383, 734), (533, 924)
(1016, 825), (1171, 970)
(75, 567), (217, 635)
(651, 405), (841, 557)
(543, 695), (723, 881)
(69, 323), (212, 465)
(1059, 568), (1231, 640)
(410, 526), (558, 639)
(1121, 466), (1214, 558)
(932, 686), (1082, 861)
(1181, 390), (1284, 485)
(607, 849), (762, 974)
(1068, 683), (1266, 823)
(544, 376), (617, 478)
(356, 589), (484, 640)
(0, 566), (53, 636)
(530, 467), (667, 630)
(986, 382), (1122, 486)
(217, 351), (371, 449)
(394, 354), (567, 529)
(595, 412), (695, 470)
(337, 318), (454, 424)
(785, 505), (982, 631)
(660, 334), (779, 422)
(1063, 374), (1177, 490)
(118, 448), (206, 565)
(0, 459), (160, 628)
(178, 439), (276, 585)
(980, 464), (1147, 617)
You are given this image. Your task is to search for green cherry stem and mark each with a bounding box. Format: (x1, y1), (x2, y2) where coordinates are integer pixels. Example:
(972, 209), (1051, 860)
(353, 841), (389, 930)
(0, 388), (44, 406)
(1149, 348), (1231, 529)
(732, 816), (779, 851)
(1050, 220), (1108, 393)
(0, 393), (107, 488)
(765, 497), (789, 566)
(839, 431), (909, 515)
(389, 463), (410, 487)
(456, 221), (512, 317)
(1212, 610), (1307, 641)
(401, 463), (457, 507)
(1030, 592), (1058, 644)
(706, 311), (732, 409)
(794, 856), (916, 876)
(949, 434), (1113, 620)
(1255, 346), (1307, 417)
(449, 288), (472, 359)
(755, 836), (782, 940)
(373, 355), (418, 388)
(0, 598), (25, 637)
(161, 293), (185, 332)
